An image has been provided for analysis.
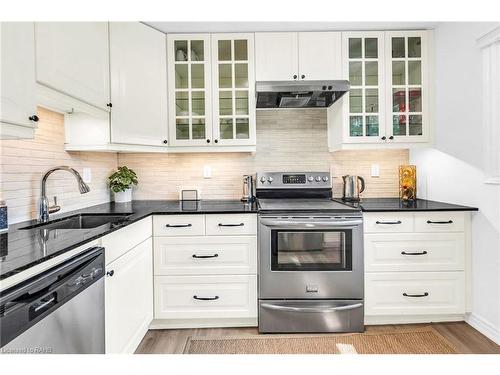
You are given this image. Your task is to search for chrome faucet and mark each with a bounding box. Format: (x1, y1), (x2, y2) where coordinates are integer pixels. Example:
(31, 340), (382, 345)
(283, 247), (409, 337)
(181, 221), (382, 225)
(39, 166), (90, 222)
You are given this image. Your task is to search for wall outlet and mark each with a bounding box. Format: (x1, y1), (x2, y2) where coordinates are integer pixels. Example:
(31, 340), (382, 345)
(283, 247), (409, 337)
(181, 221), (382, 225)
(82, 167), (92, 183)
(203, 165), (212, 179)
(371, 164), (380, 177)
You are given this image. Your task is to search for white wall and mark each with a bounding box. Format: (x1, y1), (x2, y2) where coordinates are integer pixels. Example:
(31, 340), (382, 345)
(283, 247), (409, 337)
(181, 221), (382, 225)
(410, 22), (500, 344)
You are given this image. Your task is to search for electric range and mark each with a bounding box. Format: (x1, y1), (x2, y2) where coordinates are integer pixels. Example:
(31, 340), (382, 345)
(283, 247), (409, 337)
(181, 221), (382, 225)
(256, 171), (364, 333)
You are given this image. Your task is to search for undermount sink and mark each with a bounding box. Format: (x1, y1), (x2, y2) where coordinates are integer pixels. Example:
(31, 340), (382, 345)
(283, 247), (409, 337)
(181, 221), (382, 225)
(20, 213), (132, 231)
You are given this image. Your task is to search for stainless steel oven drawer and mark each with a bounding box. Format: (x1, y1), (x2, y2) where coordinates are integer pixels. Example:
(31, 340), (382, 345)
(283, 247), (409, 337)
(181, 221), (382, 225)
(258, 299), (364, 333)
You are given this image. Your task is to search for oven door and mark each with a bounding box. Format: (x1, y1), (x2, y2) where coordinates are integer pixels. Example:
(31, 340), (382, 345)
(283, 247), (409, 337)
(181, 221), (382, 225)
(259, 216), (364, 299)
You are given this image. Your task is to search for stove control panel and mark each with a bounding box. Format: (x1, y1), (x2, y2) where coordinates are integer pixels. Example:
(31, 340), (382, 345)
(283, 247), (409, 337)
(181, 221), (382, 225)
(256, 172), (331, 189)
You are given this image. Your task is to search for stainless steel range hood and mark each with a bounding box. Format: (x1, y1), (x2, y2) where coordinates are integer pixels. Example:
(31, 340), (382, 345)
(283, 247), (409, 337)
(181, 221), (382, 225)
(256, 80), (350, 109)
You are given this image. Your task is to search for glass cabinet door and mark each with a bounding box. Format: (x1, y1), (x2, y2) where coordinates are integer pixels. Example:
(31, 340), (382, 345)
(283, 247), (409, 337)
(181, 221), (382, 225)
(211, 34), (255, 146)
(167, 35), (212, 146)
(387, 31), (427, 142)
(343, 32), (385, 143)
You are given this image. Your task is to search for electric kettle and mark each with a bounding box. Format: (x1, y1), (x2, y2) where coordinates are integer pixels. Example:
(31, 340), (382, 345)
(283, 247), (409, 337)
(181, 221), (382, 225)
(342, 175), (365, 201)
(241, 175), (255, 202)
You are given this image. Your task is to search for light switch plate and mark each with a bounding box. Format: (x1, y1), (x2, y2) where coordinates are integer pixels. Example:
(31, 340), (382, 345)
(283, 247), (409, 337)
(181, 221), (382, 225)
(203, 165), (212, 179)
(82, 168), (91, 183)
(371, 164), (380, 177)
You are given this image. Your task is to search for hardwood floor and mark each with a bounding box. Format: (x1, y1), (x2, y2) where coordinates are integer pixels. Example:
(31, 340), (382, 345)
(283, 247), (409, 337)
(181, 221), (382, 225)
(135, 322), (500, 354)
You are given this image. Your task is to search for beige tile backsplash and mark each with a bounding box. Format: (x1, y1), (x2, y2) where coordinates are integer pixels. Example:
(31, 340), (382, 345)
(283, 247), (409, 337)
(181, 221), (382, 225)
(0, 108), (408, 224)
(0, 107), (117, 223)
(119, 109), (408, 200)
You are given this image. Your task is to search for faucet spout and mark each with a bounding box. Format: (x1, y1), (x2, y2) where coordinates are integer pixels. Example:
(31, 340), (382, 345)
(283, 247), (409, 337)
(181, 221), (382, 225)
(39, 166), (90, 222)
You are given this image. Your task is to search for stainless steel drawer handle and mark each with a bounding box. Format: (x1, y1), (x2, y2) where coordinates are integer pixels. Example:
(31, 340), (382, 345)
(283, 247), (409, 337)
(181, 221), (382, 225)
(218, 223), (244, 227)
(375, 220), (402, 225)
(401, 251), (428, 256)
(192, 254), (219, 259)
(166, 223), (192, 228)
(426, 220), (453, 224)
(193, 295), (219, 301)
(260, 302), (363, 313)
(403, 292), (429, 298)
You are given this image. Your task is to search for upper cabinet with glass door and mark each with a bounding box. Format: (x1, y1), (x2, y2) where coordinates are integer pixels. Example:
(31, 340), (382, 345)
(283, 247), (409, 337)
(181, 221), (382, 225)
(341, 32), (385, 144)
(328, 29), (432, 151)
(167, 34), (212, 146)
(211, 34), (255, 146)
(386, 30), (429, 143)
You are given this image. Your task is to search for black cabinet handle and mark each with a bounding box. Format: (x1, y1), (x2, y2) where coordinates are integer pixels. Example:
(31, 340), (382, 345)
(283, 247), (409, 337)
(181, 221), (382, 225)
(401, 251), (428, 256)
(206, 139), (211, 143)
(192, 254), (219, 259)
(163, 139), (168, 144)
(29, 115), (39, 122)
(106, 103), (113, 108)
(301, 74), (305, 79)
(381, 136), (387, 140)
(218, 223), (244, 227)
(193, 295), (219, 301)
(106, 270), (114, 277)
(403, 292), (429, 298)
(375, 220), (402, 225)
(293, 74), (297, 79)
(214, 139), (218, 144)
(426, 220), (453, 224)
(389, 135), (394, 140)
(166, 223), (192, 228)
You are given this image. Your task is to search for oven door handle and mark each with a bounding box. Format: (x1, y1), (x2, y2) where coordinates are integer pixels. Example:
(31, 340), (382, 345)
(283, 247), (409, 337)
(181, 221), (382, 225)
(260, 302), (363, 313)
(259, 219), (363, 228)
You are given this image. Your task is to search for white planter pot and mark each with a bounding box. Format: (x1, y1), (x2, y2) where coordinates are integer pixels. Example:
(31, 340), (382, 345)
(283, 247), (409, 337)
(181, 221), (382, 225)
(114, 188), (132, 203)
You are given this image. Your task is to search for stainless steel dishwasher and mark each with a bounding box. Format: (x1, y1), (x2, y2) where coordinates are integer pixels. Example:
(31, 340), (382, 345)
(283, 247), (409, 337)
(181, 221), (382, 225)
(0, 246), (105, 354)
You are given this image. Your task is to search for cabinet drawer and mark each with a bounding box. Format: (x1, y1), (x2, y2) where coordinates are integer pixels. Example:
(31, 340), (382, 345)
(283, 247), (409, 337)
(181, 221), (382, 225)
(365, 233), (465, 272)
(414, 212), (465, 233)
(205, 214), (257, 236)
(154, 236), (257, 275)
(363, 213), (414, 233)
(365, 272), (465, 316)
(154, 275), (257, 319)
(153, 215), (205, 236)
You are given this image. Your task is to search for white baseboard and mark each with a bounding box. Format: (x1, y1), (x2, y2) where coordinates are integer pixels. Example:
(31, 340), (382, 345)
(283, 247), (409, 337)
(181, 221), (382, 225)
(466, 313), (500, 345)
(365, 314), (465, 325)
(150, 317), (258, 330)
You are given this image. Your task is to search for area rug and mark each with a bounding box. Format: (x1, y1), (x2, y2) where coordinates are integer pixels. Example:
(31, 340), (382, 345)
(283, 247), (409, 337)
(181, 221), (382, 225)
(183, 327), (457, 354)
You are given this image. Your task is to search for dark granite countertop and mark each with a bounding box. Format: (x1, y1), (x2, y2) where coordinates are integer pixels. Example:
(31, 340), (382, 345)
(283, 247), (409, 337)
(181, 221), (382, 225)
(332, 198), (478, 212)
(0, 200), (257, 281)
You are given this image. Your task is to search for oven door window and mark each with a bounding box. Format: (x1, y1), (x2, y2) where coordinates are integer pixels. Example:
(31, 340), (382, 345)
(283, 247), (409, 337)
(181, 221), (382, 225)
(271, 230), (352, 271)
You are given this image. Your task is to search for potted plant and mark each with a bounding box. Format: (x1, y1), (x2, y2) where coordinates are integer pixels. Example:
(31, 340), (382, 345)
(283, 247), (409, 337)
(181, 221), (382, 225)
(108, 166), (138, 203)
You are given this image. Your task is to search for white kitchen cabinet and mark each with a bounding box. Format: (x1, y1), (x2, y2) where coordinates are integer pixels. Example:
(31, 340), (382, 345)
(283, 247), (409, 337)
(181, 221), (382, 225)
(255, 32), (341, 81)
(328, 30), (432, 151)
(211, 33), (256, 146)
(167, 34), (213, 146)
(385, 30), (430, 143)
(364, 211), (471, 325)
(109, 22), (168, 147)
(154, 274), (257, 320)
(298, 32), (341, 80)
(255, 32), (298, 81)
(154, 236), (257, 275)
(105, 237), (153, 354)
(0, 22), (38, 139)
(35, 22), (110, 111)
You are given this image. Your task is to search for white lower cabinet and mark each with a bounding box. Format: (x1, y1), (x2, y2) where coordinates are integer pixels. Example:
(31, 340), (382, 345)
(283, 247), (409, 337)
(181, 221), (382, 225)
(364, 211), (470, 324)
(154, 275), (257, 320)
(365, 272), (465, 316)
(152, 213), (258, 328)
(154, 236), (257, 275)
(105, 237), (153, 354)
